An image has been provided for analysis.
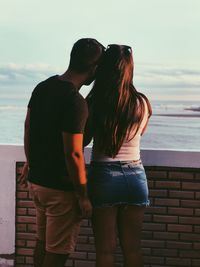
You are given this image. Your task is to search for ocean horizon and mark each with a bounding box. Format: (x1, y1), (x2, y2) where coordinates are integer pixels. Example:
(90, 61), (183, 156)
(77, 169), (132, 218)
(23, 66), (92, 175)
(0, 86), (200, 151)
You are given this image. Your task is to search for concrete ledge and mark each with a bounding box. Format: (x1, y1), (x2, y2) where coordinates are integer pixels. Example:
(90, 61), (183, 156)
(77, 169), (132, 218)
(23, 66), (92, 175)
(141, 149), (200, 168)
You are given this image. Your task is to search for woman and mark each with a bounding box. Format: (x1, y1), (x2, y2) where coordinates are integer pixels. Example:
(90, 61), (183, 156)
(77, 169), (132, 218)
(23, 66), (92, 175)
(84, 44), (152, 267)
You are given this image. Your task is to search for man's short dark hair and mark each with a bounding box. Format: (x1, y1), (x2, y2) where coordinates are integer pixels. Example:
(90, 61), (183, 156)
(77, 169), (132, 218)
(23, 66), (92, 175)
(69, 38), (104, 73)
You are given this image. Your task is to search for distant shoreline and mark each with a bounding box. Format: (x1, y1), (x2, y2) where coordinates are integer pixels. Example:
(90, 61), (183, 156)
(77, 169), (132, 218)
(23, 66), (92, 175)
(153, 107), (200, 118)
(184, 108), (200, 112)
(154, 113), (200, 118)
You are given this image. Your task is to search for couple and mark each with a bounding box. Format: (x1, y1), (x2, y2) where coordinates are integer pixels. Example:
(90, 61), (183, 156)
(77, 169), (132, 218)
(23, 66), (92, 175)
(19, 38), (152, 267)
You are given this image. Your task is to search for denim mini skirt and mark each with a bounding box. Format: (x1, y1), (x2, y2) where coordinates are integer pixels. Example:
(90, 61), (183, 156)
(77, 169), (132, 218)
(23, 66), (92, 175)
(87, 161), (149, 208)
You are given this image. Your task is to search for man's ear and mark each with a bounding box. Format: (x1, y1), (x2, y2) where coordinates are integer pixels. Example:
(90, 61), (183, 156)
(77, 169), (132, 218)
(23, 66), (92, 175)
(89, 64), (98, 77)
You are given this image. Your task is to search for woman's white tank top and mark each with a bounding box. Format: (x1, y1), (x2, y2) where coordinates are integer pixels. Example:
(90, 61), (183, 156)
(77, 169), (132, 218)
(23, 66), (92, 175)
(91, 99), (149, 162)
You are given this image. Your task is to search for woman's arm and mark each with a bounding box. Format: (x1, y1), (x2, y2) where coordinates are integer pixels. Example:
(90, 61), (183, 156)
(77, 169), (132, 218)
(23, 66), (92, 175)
(141, 96), (152, 136)
(141, 118), (149, 136)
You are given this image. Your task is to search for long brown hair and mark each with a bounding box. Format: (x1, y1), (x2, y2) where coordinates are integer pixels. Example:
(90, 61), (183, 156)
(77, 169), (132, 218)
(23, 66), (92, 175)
(86, 44), (152, 157)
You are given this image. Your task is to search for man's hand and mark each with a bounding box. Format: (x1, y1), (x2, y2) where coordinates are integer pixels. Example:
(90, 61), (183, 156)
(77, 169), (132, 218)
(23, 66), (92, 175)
(18, 162), (29, 188)
(78, 196), (92, 218)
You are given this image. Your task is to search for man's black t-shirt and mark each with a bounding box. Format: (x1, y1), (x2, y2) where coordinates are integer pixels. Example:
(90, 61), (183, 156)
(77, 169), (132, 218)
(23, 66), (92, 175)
(27, 75), (88, 191)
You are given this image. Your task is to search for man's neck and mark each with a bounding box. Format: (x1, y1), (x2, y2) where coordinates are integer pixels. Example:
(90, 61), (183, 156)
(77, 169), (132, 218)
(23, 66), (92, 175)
(58, 70), (87, 90)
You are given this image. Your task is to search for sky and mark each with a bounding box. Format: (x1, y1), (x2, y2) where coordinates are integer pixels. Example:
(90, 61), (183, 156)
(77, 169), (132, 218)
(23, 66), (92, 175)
(0, 0), (200, 101)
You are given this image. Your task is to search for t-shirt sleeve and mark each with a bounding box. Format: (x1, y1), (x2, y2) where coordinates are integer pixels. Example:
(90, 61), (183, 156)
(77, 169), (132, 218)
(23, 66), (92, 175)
(61, 93), (89, 134)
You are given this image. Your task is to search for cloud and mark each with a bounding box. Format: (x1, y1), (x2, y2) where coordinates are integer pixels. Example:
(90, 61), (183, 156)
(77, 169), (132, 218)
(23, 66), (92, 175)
(135, 63), (200, 89)
(0, 63), (62, 86)
(0, 63), (200, 93)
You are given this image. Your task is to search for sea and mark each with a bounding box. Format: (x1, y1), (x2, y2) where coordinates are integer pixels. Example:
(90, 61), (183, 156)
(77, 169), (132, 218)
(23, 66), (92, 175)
(0, 86), (200, 151)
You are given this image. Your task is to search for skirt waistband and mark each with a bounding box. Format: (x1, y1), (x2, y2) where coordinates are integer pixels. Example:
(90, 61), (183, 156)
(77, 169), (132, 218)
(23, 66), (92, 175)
(120, 159), (142, 165)
(91, 159), (142, 166)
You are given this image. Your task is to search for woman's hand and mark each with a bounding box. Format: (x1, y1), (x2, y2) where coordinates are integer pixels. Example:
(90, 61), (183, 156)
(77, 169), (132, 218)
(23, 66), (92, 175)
(18, 162), (29, 188)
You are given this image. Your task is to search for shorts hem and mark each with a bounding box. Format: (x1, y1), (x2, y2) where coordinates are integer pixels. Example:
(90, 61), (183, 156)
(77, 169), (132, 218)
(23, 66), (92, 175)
(46, 247), (75, 255)
(92, 201), (150, 208)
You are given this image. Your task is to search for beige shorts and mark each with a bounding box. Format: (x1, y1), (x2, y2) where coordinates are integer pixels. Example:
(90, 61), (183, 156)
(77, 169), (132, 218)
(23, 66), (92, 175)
(29, 183), (81, 254)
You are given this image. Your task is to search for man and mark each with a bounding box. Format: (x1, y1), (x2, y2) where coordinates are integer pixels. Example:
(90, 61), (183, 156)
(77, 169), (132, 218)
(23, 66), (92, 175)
(19, 38), (104, 267)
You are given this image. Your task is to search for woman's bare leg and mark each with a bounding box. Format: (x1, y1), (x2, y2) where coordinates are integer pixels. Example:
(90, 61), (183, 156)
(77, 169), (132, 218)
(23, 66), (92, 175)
(117, 206), (145, 267)
(92, 207), (118, 267)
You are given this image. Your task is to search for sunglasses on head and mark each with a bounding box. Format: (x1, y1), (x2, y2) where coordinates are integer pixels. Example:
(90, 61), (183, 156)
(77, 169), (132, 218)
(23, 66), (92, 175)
(106, 44), (132, 53)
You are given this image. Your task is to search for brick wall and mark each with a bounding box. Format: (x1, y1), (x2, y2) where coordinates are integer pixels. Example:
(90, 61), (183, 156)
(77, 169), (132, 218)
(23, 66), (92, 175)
(15, 163), (200, 267)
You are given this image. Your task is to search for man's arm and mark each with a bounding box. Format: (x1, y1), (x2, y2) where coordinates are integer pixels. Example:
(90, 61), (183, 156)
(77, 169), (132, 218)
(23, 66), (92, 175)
(24, 108), (31, 164)
(62, 132), (87, 189)
(18, 108), (30, 186)
(62, 132), (92, 217)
